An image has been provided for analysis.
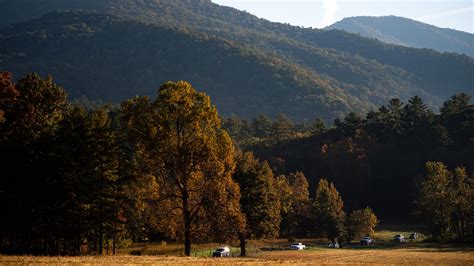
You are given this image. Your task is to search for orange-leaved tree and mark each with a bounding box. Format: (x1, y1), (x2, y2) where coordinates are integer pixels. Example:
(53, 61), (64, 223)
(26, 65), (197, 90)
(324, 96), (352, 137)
(122, 81), (243, 256)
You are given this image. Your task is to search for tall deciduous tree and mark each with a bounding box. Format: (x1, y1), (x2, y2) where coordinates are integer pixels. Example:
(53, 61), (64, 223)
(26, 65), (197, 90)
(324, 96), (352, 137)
(0, 72), (19, 124)
(451, 167), (473, 241)
(278, 172), (311, 237)
(125, 81), (240, 256)
(347, 207), (379, 241)
(418, 162), (454, 240)
(313, 179), (346, 242)
(419, 162), (473, 241)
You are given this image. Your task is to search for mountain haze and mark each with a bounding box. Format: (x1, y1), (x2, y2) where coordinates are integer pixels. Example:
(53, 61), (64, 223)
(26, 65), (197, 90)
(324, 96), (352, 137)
(327, 16), (474, 57)
(0, 0), (473, 121)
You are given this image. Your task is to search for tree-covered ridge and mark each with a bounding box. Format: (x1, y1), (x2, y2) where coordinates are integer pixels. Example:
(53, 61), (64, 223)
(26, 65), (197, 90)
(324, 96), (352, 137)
(327, 16), (474, 58)
(1, 11), (368, 121)
(0, 0), (473, 120)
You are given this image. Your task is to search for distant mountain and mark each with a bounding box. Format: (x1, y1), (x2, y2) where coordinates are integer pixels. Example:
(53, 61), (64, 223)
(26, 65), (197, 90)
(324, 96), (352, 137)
(327, 16), (474, 57)
(0, 1), (473, 121)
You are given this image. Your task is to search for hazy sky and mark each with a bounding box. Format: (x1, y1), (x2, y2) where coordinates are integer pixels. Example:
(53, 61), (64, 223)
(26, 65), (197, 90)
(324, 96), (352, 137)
(212, 0), (474, 33)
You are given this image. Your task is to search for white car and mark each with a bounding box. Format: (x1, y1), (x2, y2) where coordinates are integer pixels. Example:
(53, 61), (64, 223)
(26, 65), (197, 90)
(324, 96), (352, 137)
(328, 242), (340, 248)
(290, 243), (306, 250)
(212, 246), (230, 257)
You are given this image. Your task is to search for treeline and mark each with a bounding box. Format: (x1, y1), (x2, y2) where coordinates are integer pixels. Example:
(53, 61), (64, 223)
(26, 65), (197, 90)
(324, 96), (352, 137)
(224, 93), (473, 225)
(0, 72), (378, 256)
(1, 72), (472, 257)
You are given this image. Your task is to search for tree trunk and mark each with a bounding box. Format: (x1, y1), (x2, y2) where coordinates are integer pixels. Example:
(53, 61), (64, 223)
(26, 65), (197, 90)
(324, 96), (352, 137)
(98, 161), (104, 255)
(183, 192), (192, 256)
(99, 226), (103, 255)
(239, 234), (246, 257)
(112, 217), (117, 255)
(184, 224), (191, 256)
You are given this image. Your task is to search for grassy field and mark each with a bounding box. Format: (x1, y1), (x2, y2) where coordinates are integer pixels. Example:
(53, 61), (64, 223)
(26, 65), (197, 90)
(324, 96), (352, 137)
(1, 245), (473, 265)
(2, 243), (473, 265)
(1, 227), (473, 265)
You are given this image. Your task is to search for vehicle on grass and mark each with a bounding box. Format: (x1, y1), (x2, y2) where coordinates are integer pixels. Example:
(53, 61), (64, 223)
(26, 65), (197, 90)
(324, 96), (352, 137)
(212, 246), (230, 257)
(409, 232), (418, 239)
(360, 236), (374, 245)
(290, 242), (306, 250)
(393, 234), (406, 242)
(328, 242), (340, 248)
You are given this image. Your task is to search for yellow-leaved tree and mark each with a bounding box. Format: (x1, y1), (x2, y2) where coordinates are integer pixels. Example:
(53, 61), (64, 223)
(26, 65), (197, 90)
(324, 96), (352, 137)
(121, 81), (244, 256)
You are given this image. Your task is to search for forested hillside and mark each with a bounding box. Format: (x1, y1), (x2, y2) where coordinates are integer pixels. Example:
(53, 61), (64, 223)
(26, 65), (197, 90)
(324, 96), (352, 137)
(0, 0), (473, 121)
(0, 12), (365, 121)
(223, 94), (474, 222)
(327, 16), (474, 57)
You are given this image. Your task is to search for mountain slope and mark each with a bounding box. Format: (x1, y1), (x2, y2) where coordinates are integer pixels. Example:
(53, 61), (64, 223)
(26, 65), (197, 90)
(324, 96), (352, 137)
(0, 11), (366, 121)
(0, 0), (473, 120)
(327, 16), (474, 57)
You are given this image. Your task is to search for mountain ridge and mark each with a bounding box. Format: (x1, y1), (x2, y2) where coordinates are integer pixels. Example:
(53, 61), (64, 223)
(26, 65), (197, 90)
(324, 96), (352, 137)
(327, 15), (474, 57)
(0, 0), (473, 121)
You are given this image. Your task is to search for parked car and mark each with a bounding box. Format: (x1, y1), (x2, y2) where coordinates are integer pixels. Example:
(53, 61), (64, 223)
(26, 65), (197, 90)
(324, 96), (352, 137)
(328, 242), (340, 248)
(290, 242), (306, 250)
(212, 246), (230, 257)
(360, 236), (374, 245)
(393, 234), (406, 242)
(409, 232), (418, 239)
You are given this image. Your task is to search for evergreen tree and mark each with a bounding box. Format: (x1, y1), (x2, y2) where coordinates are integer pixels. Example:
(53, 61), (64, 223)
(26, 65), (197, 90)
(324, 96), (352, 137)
(440, 93), (471, 118)
(0, 72), (67, 254)
(251, 114), (272, 139)
(309, 118), (326, 136)
(270, 113), (294, 143)
(234, 151), (281, 256)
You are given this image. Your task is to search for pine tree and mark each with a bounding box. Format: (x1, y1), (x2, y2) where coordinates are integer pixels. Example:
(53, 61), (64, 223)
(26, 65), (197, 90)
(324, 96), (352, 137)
(234, 151), (281, 256)
(270, 113), (293, 143)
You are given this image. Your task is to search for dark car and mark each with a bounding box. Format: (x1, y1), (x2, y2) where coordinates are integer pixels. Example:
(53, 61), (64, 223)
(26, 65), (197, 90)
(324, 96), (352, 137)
(393, 234), (406, 242)
(360, 236), (374, 245)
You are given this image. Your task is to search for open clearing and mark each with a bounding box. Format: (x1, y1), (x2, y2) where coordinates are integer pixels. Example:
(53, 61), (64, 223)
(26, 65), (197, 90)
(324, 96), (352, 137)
(257, 245), (474, 265)
(1, 244), (473, 265)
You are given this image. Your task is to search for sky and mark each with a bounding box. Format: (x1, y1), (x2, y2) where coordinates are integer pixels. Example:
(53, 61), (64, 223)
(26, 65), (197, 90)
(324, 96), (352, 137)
(212, 0), (474, 33)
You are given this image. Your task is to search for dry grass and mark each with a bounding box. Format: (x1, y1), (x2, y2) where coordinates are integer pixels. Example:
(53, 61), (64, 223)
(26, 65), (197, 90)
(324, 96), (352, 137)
(257, 245), (474, 265)
(0, 255), (264, 265)
(1, 245), (473, 265)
